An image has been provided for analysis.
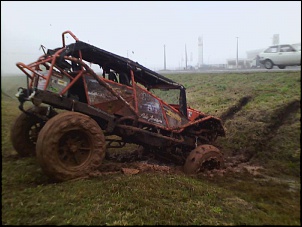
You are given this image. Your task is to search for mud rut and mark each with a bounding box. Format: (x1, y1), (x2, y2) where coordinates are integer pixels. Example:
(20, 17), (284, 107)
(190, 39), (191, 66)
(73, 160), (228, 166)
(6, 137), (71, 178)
(91, 97), (300, 184)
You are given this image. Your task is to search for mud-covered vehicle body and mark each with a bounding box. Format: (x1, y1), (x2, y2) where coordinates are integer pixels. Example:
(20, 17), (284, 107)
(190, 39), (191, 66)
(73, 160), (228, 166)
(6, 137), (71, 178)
(12, 31), (225, 181)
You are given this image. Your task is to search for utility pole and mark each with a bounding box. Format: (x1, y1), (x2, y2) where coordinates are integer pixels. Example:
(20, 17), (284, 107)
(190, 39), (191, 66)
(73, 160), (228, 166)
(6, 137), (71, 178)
(236, 37), (239, 69)
(198, 36), (203, 68)
(185, 44), (187, 70)
(164, 45), (166, 70)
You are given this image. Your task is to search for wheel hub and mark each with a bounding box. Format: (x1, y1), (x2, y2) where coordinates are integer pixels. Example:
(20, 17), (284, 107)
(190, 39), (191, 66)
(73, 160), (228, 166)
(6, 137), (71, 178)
(70, 144), (78, 153)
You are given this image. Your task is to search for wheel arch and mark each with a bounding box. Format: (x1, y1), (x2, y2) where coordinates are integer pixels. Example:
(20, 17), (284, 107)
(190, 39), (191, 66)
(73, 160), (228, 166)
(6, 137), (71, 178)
(264, 59), (274, 69)
(189, 116), (226, 137)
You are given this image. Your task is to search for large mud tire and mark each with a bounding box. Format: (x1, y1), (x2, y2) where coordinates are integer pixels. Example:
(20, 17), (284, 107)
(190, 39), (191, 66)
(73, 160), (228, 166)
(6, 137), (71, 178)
(184, 145), (224, 174)
(36, 111), (106, 182)
(10, 106), (57, 157)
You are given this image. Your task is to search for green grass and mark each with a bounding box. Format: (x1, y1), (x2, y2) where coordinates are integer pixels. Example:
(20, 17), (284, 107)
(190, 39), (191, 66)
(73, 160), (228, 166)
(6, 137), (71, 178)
(164, 72), (301, 177)
(1, 71), (301, 225)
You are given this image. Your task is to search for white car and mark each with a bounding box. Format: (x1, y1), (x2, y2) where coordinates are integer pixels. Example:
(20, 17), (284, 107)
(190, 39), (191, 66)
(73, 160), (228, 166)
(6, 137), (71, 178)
(258, 44), (301, 69)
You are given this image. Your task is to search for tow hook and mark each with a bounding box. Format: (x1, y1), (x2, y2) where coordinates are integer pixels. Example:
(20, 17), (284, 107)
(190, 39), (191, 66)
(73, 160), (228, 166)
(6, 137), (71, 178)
(15, 87), (24, 98)
(28, 90), (36, 100)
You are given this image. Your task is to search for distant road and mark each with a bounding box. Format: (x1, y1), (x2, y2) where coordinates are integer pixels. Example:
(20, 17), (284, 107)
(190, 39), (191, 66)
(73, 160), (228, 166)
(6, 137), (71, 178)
(159, 66), (301, 74)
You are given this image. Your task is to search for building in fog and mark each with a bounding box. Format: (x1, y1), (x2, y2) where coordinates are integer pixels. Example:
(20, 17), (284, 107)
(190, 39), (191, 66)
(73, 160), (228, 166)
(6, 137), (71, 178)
(272, 34), (279, 45)
(292, 43), (301, 51)
(246, 48), (266, 68)
(226, 58), (250, 69)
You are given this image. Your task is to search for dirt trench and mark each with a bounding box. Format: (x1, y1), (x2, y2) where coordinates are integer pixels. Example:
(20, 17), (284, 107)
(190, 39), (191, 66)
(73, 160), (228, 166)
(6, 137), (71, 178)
(239, 99), (299, 163)
(219, 96), (252, 122)
(232, 100), (300, 190)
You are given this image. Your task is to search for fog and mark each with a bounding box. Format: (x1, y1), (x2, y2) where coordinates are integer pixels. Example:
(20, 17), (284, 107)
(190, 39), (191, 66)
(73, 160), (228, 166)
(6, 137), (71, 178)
(1, 1), (301, 75)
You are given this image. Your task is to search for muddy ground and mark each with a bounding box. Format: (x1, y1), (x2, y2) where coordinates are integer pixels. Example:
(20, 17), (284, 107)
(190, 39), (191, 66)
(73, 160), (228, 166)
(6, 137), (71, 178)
(87, 141), (299, 194)
(92, 146), (264, 178)
(88, 97), (300, 192)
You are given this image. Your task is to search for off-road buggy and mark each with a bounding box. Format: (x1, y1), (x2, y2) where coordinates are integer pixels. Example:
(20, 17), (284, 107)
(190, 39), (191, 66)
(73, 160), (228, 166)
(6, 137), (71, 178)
(11, 31), (226, 181)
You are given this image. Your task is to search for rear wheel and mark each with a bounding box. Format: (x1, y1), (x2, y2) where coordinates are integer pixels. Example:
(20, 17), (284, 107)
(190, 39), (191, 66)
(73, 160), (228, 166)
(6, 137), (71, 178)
(184, 144), (224, 174)
(10, 106), (57, 157)
(36, 111), (106, 182)
(278, 65), (286, 69)
(264, 59), (274, 69)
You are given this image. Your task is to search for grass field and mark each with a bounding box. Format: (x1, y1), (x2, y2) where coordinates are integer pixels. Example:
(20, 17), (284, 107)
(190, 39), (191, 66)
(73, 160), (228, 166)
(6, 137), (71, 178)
(1, 71), (301, 225)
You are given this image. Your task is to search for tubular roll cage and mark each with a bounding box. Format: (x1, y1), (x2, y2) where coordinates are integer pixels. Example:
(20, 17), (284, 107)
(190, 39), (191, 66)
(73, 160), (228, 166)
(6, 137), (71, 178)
(15, 30), (225, 150)
(16, 31), (187, 114)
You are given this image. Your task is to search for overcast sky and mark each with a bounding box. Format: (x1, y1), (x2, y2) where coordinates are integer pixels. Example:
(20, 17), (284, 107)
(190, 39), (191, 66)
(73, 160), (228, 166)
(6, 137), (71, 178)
(1, 1), (301, 74)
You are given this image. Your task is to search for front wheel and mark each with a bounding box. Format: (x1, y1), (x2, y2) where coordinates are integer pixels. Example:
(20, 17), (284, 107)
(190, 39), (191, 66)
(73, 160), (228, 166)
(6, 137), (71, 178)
(10, 106), (57, 157)
(183, 145), (224, 174)
(36, 111), (106, 182)
(264, 60), (274, 69)
(278, 65), (286, 69)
